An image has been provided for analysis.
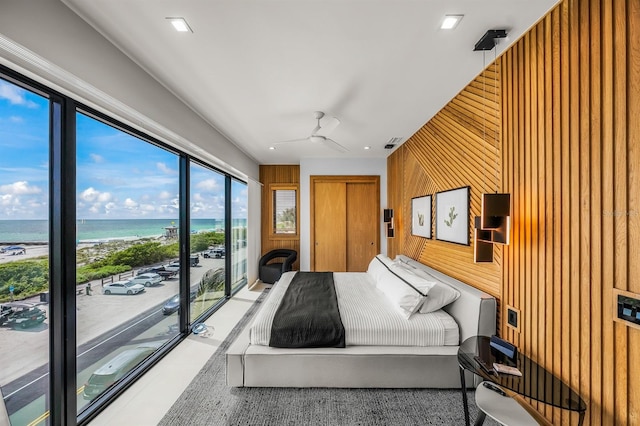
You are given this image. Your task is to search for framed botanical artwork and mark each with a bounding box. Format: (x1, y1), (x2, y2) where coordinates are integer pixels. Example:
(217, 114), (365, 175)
(411, 195), (432, 238)
(435, 186), (470, 245)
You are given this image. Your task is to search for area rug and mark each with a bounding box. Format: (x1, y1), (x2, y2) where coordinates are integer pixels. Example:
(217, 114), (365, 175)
(159, 290), (494, 426)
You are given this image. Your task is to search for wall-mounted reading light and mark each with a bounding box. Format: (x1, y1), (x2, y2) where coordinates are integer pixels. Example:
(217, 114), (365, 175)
(384, 209), (395, 238)
(473, 29), (511, 263)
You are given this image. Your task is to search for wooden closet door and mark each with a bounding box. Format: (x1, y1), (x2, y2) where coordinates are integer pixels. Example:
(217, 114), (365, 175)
(313, 181), (346, 271)
(346, 182), (379, 272)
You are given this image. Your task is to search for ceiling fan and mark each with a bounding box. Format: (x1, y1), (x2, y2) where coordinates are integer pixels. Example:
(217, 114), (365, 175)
(273, 111), (348, 152)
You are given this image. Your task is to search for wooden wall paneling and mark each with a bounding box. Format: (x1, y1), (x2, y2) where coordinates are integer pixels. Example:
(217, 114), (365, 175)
(613, 0), (628, 422)
(388, 0), (638, 423)
(386, 149), (403, 257)
(579, 0), (592, 416)
(628, 0), (640, 424)
(387, 63), (502, 297)
(590, 1), (603, 422)
(259, 165), (300, 270)
(568, 0), (581, 420)
(558, 2), (571, 423)
(600, 1), (614, 423)
(544, 11), (558, 422)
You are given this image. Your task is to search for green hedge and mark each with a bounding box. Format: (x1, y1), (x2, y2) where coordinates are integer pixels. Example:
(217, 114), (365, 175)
(1, 234), (228, 302)
(0, 260), (48, 302)
(190, 232), (224, 252)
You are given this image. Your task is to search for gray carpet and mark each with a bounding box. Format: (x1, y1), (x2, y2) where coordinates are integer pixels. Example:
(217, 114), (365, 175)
(159, 290), (496, 426)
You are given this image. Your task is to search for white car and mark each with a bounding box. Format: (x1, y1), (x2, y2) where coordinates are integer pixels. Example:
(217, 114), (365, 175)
(129, 273), (163, 287)
(103, 280), (145, 295)
(163, 261), (180, 273)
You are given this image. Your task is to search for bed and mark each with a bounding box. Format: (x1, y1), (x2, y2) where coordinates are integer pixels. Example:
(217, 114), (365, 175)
(226, 255), (496, 388)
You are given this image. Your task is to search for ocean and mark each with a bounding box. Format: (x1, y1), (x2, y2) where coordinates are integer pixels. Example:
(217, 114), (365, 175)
(0, 219), (247, 243)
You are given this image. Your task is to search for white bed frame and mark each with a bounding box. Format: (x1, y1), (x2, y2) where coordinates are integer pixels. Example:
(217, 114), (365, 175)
(226, 255), (496, 388)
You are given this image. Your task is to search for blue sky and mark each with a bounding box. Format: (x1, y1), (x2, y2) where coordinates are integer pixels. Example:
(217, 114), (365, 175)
(0, 79), (247, 220)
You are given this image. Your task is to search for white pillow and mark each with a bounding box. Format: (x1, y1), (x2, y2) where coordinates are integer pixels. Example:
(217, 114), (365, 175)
(366, 254), (391, 283)
(392, 262), (461, 313)
(368, 255), (436, 319)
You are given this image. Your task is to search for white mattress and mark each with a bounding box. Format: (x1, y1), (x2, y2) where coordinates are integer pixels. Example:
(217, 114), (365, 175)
(250, 271), (459, 347)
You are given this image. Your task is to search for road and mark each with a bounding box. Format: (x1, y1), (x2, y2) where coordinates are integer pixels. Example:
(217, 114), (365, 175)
(0, 255), (230, 425)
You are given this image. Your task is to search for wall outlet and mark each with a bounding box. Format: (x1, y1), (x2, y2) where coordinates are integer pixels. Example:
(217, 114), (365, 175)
(506, 305), (520, 332)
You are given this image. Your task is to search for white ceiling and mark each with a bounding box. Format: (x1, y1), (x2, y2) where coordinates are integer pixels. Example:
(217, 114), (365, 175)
(62, 0), (558, 165)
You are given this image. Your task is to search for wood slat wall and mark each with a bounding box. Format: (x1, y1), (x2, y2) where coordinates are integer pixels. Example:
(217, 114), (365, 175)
(388, 0), (639, 424)
(387, 63), (503, 297)
(259, 165), (300, 270)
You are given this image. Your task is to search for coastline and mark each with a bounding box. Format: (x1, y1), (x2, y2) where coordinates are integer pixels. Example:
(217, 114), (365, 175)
(0, 235), (164, 265)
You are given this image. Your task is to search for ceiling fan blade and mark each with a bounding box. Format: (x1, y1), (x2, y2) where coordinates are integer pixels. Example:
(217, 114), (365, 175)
(318, 116), (340, 136)
(323, 138), (349, 153)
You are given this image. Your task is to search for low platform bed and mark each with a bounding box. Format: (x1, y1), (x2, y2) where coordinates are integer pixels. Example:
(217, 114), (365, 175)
(226, 255), (496, 388)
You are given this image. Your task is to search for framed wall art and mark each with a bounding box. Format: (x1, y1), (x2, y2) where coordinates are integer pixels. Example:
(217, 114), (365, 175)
(435, 186), (470, 245)
(411, 195), (432, 238)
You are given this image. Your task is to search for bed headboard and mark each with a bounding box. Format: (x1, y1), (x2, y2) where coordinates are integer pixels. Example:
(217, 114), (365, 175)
(395, 255), (497, 343)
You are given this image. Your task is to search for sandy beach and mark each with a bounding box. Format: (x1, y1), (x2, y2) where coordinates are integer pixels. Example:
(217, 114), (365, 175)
(0, 244), (49, 264)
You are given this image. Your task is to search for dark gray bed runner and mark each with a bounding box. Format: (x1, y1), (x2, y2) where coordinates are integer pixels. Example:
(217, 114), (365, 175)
(269, 272), (346, 348)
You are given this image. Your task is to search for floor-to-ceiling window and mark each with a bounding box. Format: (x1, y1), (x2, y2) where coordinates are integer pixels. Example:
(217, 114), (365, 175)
(0, 65), (249, 425)
(0, 78), (51, 425)
(231, 179), (248, 292)
(75, 111), (181, 414)
(189, 162), (226, 321)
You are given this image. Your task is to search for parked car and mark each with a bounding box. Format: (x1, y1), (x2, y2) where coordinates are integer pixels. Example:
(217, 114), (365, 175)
(2, 303), (47, 329)
(136, 266), (166, 276)
(82, 342), (163, 400)
(103, 280), (145, 295)
(203, 248), (224, 259)
(129, 273), (163, 287)
(0, 304), (12, 326)
(162, 291), (197, 315)
(163, 261), (180, 273)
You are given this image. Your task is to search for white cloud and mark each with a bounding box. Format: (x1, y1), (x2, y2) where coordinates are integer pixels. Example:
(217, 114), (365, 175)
(0, 193), (14, 206)
(158, 191), (173, 200)
(124, 198), (138, 209)
(80, 187), (100, 202)
(196, 179), (219, 191)
(0, 181), (42, 195)
(139, 204), (156, 213)
(9, 116), (24, 123)
(0, 81), (38, 108)
(90, 153), (104, 163)
(157, 162), (177, 175)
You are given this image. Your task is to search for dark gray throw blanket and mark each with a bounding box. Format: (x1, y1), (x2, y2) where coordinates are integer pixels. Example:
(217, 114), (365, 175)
(269, 271), (346, 348)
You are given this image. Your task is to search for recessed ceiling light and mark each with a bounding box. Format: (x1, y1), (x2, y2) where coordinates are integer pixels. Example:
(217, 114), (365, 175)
(166, 17), (193, 33)
(364, 146), (371, 150)
(441, 15), (463, 30)
(269, 146), (276, 150)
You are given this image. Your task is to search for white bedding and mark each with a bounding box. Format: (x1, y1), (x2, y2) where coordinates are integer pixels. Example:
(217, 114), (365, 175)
(250, 271), (459, 347)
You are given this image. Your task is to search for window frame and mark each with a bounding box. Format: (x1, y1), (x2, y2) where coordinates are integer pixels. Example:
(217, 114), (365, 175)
(0, 63), (250, 426)
(268, 183), (299, 240)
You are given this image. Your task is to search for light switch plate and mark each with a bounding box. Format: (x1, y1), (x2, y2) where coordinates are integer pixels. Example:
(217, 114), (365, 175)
(506, 305), (520, 332)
